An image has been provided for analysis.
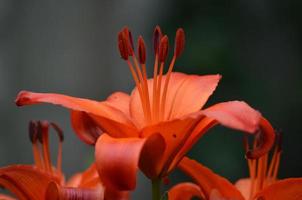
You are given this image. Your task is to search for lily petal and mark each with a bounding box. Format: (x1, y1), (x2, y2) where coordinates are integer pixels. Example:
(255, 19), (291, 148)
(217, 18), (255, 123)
(71, 111), (103, 145)
(202, 101), (261, 133)
(234, 178), (251, 200)
(105, 92), (131, 118)
(178, 157), (245, 200)
(130, 72), (221, 128)
(140, 115), (201, 178)
(70, 92), (131, 144)
(168, 182), (205, 200)
(254, 178), (302, 200)
(169, 101), (274, 171)
(15, 91), (138, 139)
(0, 165), (60, 200)
(95, 133), (165, 190)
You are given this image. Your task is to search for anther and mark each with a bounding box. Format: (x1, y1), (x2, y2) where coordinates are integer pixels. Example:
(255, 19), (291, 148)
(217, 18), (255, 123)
(174, 28), (185, 58)
(37, 120), (49, 143)
(118, 31), (129, 60)
(122, 27), (134, 56)
(50, 122), (64, 142)
(123, 27), (134, 52)
(153, 25), (162, 54)
(158, 35), (169, 62)
(29, 120), (39, 143)
(275, 130), (282, 152)
(138, 36), (146, 64)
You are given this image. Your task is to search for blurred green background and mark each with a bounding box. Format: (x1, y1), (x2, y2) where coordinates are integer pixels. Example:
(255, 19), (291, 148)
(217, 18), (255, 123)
(0, 0), (301, 198)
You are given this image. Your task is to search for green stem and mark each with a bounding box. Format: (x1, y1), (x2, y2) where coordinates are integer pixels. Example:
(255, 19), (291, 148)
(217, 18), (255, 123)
(152, 179), (161, 200)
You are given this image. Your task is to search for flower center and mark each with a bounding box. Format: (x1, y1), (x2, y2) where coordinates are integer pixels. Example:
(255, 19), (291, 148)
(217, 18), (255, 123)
(244, 131), (282, 199)
(118, 26), (185, 125)
(29, 120), (64, 177)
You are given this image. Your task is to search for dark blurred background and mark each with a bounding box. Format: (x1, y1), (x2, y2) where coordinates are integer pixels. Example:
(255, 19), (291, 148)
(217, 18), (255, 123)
(0, 0), (301, 199)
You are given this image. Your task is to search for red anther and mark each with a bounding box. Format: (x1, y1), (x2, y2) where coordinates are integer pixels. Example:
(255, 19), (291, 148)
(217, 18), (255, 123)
(122, 27), (134, 55)
(118, 31), (129, 60)
(158, 35), (169, 62)
(153, 25), (162, 54)
(137, 36), (146, 64)
(37, 120), (49, 143)
(50, 122), (64, 142)
(174, 28), (185, 58)
(28, 120), (38, 143)
(275, 130), (282, 152)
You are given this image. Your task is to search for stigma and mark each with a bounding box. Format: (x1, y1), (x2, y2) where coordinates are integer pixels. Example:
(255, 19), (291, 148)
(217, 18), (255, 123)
(117, 26), (185, 125)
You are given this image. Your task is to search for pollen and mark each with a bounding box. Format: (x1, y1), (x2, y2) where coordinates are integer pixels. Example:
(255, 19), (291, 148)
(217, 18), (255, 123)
(117, 26), (186, 125)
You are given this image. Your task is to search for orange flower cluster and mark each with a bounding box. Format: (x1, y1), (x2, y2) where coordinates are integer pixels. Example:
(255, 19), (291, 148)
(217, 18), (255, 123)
(0, 26), (301, 200)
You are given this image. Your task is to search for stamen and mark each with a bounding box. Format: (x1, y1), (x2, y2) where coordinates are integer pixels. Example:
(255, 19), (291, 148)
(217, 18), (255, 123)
(160, 28), (185, 120)
(118, 31), (129, 60)
(152, 26), (162, 121)
(137, 36), (152, 122)
(28, 120), (43, 169)
(272, 151), (281, 180)
(158, 35), (169, 63)
(123, 27), (134, 55)
(155, 62), (164, 122)
(156, 36), (169, 121)
(50, 122), (64, 176)
(124, 30), (151, 122)
(138, 36), (146, 64)
(153, 25), (162, 55)
(38, 121), (52, 173)
(272, 132), (282, 180)
(174, 28), (185, 58)
(119, 27), (149, 122)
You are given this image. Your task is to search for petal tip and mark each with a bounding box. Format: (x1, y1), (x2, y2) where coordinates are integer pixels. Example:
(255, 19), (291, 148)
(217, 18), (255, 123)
(15, 90), (32, 106)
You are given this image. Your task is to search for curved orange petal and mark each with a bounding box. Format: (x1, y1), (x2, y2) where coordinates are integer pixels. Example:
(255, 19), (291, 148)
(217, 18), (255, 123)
(140, 115), (202, 178)
(130, 72), (221, 128)
(0, 165), (60, 200)
(95, 133), (165, 190)
(45, 181), (104, 200)
(178, 157), (245, 200)
(15, 91), (138, 139)
(70, 111), (103, 145)
(202, 101), (261, 133)
(169, 101), (275, 171)
(168, 182), (204, 200)
(254, 178), (302, 200)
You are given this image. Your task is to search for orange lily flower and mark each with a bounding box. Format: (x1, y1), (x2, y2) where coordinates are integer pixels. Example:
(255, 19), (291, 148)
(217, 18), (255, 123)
(169, 132), (302, 200)
(15, 26), (275, 191)
(0, 121), (126, 200)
